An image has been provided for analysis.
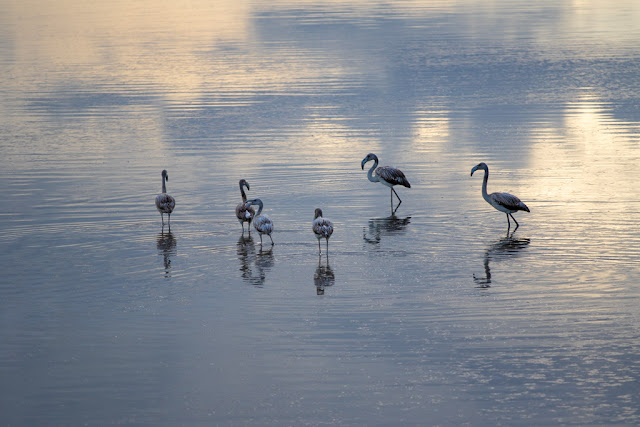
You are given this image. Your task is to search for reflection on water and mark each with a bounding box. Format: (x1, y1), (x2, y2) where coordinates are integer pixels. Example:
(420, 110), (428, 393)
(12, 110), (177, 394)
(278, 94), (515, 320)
(363, 215), (411, 247)
(237, 234), (274, 287)
(314, 254), (335, 295)
(473, 233), (530, 288)
(156, 231), (177, 278)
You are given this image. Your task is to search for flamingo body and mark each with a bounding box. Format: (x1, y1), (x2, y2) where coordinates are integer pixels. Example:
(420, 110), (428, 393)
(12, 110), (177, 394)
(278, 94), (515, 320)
(374, 165), (411, 189)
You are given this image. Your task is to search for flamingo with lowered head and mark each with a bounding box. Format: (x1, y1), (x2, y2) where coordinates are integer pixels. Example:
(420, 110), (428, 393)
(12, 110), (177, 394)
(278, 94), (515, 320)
(244, 198), (274, 245)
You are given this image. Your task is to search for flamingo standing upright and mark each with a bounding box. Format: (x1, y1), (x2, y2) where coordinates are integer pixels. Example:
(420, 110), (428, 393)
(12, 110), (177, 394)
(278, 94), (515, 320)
(361, 153), (411, 211)
(312, 208), (334, 253)
(235, 179), (255, 233)
(470, 162), (530, 230)
(244, 198), (274, 245)
(155, 170), (176, 228)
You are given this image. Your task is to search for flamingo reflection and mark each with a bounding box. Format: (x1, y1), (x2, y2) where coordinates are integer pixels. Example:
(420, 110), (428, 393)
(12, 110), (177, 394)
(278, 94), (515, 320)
(157, 231), (177, 278)
(473, 232), (530, 288)
(363, 215), (411, 246)
(314, 254), (335, 295)
(237, 234), (274, 287)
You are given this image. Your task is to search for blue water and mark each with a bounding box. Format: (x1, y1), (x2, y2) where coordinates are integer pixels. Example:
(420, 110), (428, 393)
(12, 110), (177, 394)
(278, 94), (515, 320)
(1, 0), (640, 424)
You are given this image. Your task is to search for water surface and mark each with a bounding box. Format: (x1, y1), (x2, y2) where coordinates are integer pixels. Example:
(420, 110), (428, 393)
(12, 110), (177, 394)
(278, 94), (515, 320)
(2, 0), (640, 425)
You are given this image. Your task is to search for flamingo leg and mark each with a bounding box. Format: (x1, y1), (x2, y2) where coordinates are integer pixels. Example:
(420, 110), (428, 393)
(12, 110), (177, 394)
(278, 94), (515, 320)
(160, 212), (164, 225)
(269, 235), (274, 245)
(506, 213), (511, 230)
(392, 187), (402, 205)
(510, 213), (520, 230)
(318, 239), (321, 252)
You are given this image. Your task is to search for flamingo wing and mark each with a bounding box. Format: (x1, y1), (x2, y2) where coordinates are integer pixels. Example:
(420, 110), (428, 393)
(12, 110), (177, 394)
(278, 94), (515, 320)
(490, 192), (530, 212)
(313, 218), (334, 239)
(376, 166), (411, 188)
(156, 194), (175, 213)
(236, 203), (255, 221)
(254, 215), (273, 234)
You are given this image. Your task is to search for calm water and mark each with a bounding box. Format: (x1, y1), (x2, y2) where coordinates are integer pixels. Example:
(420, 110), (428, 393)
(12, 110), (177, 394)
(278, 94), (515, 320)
(2, 0), (640, 424)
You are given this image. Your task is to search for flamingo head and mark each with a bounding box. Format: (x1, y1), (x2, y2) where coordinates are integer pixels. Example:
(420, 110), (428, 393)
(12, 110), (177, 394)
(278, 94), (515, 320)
(471, 162), (488, 177)
(361, 153), (378, 170)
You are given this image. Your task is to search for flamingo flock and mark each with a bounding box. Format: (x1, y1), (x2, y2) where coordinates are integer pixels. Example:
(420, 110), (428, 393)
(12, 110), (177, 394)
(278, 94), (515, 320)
(155, 154), (530, 249)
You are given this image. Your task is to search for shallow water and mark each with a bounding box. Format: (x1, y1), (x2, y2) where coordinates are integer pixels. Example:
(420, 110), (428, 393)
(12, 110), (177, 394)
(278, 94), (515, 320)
(2, 0), (640, 425)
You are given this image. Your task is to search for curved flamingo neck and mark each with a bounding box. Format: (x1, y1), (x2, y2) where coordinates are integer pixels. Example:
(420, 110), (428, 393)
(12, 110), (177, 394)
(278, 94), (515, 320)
(481, 168), (490, 202)
(239, 182), (247, 202)
(162, 175), (167, 193)
(367, 157), (380, 183)
(254, 201), (264, 216)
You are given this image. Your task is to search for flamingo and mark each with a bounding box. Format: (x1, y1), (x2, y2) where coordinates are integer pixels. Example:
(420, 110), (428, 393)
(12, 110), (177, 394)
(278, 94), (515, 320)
(155, 170), (175, 228)
(361, 153), (411, 211)
(235, 179), (255, 233)
(312, 208), (334, 253)
(244, 198), (274, 245)
(470, 162), (530, 230)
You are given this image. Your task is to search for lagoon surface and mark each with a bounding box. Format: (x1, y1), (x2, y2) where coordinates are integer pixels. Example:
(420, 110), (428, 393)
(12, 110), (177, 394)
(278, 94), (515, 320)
(2, 0), (640, 424)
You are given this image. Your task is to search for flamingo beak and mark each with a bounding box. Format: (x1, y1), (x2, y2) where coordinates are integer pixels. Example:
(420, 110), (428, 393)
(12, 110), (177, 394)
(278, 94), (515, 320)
(470, 166), (477, 176)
